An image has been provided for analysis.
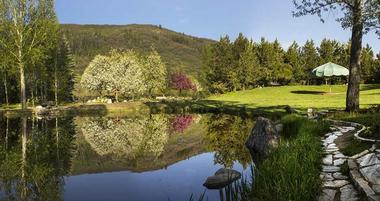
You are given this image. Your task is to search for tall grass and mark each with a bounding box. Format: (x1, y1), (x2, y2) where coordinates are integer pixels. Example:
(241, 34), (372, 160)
(251, 115), (330, 201)
(190, 115), (330, 201)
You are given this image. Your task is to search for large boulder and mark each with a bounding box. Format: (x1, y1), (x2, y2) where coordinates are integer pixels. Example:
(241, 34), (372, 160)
(245, 117), (279, 157)
(203, 168), (242, 189)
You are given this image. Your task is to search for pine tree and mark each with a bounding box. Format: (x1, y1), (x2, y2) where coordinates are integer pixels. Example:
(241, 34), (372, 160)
(285, 41), (304, 83)
(301, 40), (320, 84)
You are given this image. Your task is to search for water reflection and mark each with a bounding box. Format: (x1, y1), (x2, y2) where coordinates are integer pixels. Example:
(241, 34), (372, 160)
(204, 114), (253, 168)
(0, 113), (253, 201)
(0, 116), (75, 201)
(81, 115), (169, 159)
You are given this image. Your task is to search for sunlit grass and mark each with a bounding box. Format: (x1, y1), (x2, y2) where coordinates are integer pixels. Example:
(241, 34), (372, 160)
(208, 84), (380, 110)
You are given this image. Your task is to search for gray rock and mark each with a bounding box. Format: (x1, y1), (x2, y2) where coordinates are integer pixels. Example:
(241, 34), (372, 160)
(357, 153), (380, 167)
(325, 148), (339, 153)
(284, 105), (296, 114)
(203, 168), (242, 189)
(334, 153), (347, 159)
(323, 155), (333, 165)
(333, 172), (348, 180)
(373, 185), (380, 194)
(323, 165), (340, 173)
(327, 143), (337, 149)
(324, 135), (338, 144)
(318, 189), (337, 201)
(333, 158), (346, 166)
(340, 185), (359, 201)
(321, 173), (334, 181)
(275, 123), (283, 134)
(352, 150), (370, 159)
(323, 180), (349, 188)
(360, 164), (380, 185)
(245, 117), (279, 157)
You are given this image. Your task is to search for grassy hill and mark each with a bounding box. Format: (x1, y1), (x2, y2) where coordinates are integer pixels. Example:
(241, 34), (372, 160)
(61, 24), (215, 78)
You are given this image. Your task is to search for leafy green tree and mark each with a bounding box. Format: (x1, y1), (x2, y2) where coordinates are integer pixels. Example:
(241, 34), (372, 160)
(53, 34), (75, 105)
(204, 36), (234, 93)
(318, 39), (337, 64)
(285, 41), (304, 83)
(141, 47), (167, 97)
(238, 42), (261, 89)
(361, 45), (376, 83)
(0, 0), (58, 109)
(301, 40), (320, 84)
(293, 0), (380, 112)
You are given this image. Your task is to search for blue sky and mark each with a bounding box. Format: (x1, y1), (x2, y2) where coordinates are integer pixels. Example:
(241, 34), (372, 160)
(56, 0), (379, 53)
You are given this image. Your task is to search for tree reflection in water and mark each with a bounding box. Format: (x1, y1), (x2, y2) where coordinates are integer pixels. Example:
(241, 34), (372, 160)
(0, 116), (76, 201)
(80, 114), (169, 159)
(169, 115), (194, 134)
(203, 114), (253, 169)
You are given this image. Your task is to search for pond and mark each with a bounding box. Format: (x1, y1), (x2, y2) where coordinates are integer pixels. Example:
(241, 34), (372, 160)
(0, 113), (255, 201)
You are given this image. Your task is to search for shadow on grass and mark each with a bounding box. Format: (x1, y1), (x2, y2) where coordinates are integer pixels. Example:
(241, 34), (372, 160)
(290, 90), (325, 95)
(360, 84), (380, 91)
(145, 100), (289, 120)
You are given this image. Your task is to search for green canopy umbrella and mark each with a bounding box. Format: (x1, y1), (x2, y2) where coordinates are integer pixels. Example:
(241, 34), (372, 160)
(311, 62), (349, 93)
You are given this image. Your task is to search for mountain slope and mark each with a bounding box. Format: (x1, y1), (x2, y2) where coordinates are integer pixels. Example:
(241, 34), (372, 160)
(61, 24), (215, 78)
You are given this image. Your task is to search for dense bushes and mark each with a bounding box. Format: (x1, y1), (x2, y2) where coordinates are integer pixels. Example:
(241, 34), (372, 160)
(252, 115), (330, 201)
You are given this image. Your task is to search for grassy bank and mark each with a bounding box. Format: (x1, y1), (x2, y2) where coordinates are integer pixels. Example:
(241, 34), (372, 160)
(208, 84), (380, 110)
(251, 115), (330, 201)
(332, 111), (380, 156)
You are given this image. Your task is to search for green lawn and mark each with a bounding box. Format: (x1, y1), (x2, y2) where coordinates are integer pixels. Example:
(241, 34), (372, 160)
(208, 84), (380, 110)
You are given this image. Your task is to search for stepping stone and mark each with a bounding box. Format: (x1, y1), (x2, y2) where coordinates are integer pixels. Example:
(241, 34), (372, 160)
(323, 180), (349, 188)
(357, 153), (380, 167)
(333, 158), (346, 166)
(318, 189), (336, 201)
(360, 164), (380, 185)
(321, 173), (334, 181)
(325, 148), (339, 153)
(373, 185), (380, 194)
(323, 165), (340, 173)
(333, 172), (348, 180)
(323, 155), (333, 165)
(335, 132), (343, 136)
(334, 153), (347, 159)
(327, 144), (337, 149)
(324, 135), (338, 144)
(340, 184), (359, 201)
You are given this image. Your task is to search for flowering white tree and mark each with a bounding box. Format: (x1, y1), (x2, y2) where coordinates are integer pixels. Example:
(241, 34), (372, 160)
(81, 50), (146, 101)
(80, 55), (110, 95)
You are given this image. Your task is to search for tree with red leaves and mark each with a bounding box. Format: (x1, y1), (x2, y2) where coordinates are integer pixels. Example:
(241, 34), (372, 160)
(169, 72), (196, 95)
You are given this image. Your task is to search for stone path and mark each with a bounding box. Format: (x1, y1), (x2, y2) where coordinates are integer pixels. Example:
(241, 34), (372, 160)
(349, 146), (380, 201)
(319, 126), (361, 201)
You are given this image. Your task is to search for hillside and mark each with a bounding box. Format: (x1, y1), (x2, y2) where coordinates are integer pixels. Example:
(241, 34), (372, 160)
(61, 24), (215, 78)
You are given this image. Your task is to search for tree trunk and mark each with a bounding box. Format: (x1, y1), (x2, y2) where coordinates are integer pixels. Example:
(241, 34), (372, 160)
(3, 71), (9, 106)
(55, 69), (58, 106)
(21, 116), (27, 199)
(54, 52), (58, 107)
(20, 62), (26, 110)
(56, 118), (59, 161)
(346, 0), (364, 112)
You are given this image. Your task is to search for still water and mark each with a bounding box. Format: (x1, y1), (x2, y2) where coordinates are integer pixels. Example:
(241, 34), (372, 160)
(0, 113), (254, 201)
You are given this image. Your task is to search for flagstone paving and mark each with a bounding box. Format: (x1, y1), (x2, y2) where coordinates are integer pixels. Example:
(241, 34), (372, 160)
(319, 126), (360, 201)
(319, 123), (380, 201)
